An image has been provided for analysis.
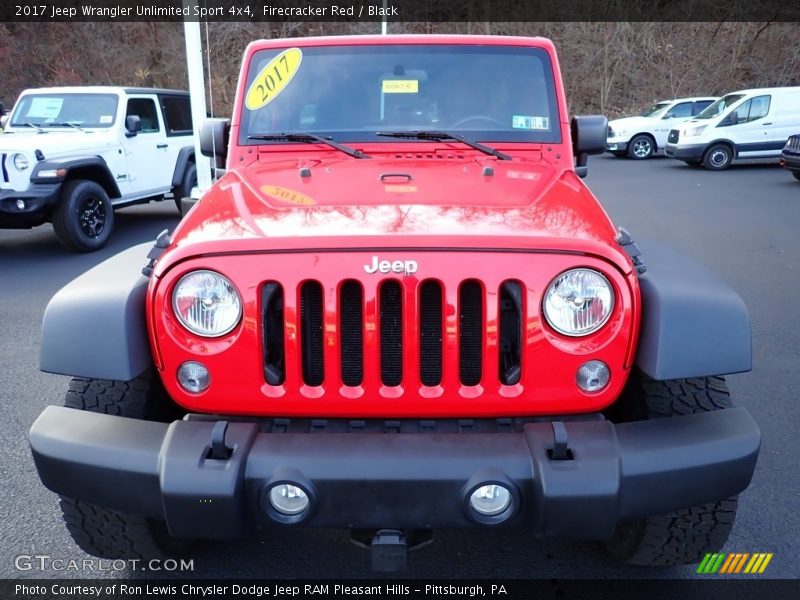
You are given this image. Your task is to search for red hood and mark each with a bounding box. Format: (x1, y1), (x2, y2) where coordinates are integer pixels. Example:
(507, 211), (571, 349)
(162, 153), (631, 274)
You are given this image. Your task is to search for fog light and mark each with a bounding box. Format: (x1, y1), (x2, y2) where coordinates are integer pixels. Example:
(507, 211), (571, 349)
(269, 484), (309, 516)
(469, 484), (511, 516)
(177, 361), (210, 393)
(576, 360), (610, 393)
(16, 199), (25, 210)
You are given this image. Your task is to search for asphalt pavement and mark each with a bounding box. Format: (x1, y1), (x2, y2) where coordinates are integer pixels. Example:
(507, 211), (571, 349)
(1, 156), (798, 580)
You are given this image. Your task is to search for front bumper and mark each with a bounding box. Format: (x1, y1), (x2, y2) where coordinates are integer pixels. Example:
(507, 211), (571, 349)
(605, 138), (630, 153)
(780, 151), (800, 172)
(0, 184), (60, 228)
(30, 405), (760, 540)
(664, 143), (706, 161)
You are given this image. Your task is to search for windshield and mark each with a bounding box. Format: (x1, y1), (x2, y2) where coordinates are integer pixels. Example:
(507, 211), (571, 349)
(640, 102), (671, 118)
(240, 44), (560, 145)
(695, 94), (746, 120)
(10, 93), (118, 128)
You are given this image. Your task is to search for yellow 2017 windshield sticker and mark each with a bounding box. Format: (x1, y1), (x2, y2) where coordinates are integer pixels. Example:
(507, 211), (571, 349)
(382, 80), (419, 94)
(245, 48), (303, 110)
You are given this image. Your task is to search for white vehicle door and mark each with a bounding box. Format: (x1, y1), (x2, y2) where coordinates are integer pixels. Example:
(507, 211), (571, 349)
(770, 90), (800, 150)
(122, 95), (173, 198)
(158, 94), (194, 177)
(655, 101), (694, 147)
(718, 95), (774, 158)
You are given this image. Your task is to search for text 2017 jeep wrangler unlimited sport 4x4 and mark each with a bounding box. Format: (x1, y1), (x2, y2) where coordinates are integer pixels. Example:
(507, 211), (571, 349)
(29, 36), (760, 571)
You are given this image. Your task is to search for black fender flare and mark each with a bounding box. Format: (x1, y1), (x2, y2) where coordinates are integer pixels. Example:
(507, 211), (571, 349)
(30, 156), (121, 198)
(39, 243), (153, 381)
(634, 239), (751, 380)
(171, 146), (195, 189)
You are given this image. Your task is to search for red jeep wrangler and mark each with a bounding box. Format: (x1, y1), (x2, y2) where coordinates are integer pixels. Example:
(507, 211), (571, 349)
(30, 35), (760, 571)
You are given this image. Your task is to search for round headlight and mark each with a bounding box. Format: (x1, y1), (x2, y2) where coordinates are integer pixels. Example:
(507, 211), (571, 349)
(173, 270), (242, 337)
(543, 268), (614, 336)
(12, 153), (29, 171)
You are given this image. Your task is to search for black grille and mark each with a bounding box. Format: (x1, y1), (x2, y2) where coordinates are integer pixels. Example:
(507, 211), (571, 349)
(668, 129), (680, 143)
(419, 281), (443, 386)
(265, 277), (522, 391)
(498, 281), (523, 385)
(459, 280), (483, 386)
(787, 135), (799, 151)
(300, 281), (324, 386)
(380, 281), (403, 386)
(262, 282), (285, 385)
(339, 281), (363, 386)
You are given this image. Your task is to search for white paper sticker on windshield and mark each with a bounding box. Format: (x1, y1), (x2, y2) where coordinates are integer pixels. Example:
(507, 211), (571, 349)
(27, 98), (63, 119)
(512, 115), (549, 130)
(382, 79), (419, 94)
(99, 115), (113, 124)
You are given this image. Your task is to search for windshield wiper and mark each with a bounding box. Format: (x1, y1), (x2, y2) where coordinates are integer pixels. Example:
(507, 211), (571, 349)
(247, 132), (370, 159)
(22, 122), (44, 133)
(376, 130), (512, 161)
(51, 121), (85, 131)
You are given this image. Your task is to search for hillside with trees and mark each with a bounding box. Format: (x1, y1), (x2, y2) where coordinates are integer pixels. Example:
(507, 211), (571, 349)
(1, 21), (797, 118)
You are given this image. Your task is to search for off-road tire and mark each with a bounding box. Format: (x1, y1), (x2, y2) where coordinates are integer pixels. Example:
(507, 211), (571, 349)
(53, 179), (114, 252)
(604, 373), (739, 566)
(703, 143), (734, 171)
(173, 162), (197, 215)
(59, 371), (189, 559)
(628, 134), (655, 160)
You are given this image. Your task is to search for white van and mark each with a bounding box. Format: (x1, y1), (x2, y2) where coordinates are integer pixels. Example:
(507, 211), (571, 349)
(606, 97), (717, 159)
(664, 86), (800, 170)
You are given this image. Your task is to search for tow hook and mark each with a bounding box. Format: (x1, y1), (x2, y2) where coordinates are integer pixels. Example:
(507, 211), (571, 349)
(350, 529), (433, 572)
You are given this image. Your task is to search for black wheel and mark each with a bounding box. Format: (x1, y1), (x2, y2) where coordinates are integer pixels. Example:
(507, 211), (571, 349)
(792, 171), (800, 182)
(173, 162), (197, 215)
(58, 372), (189, 559)
(628, 134), (655, 160)
(703, 143), (734, 170)
(604, 373), (739, 566)
(53, 179), (114, 252)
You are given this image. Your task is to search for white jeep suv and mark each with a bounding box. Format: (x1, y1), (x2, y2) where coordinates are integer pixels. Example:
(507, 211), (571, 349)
(0, 86), (197, 251)
(606, 96), (717, 160)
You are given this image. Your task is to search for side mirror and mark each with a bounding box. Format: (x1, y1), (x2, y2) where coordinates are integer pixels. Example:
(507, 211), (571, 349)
(125, 115), (141, 136)
(571, 115), (608, 178)
(0, 115), (8, 128)
(200, 118), (230, 162)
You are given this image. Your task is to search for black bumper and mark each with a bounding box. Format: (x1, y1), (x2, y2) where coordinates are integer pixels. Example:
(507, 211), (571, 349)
(664, 143), (705, 161)
(0, 184), (60, 228)
(29, 406), (760, 540)
(780, 151), (800, 172)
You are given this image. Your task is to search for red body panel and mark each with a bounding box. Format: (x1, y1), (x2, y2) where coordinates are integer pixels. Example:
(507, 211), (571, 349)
(148, 35), (641, 417)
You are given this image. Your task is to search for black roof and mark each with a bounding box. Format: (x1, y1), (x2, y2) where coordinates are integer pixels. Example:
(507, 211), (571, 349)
(123, 87), (189, 96)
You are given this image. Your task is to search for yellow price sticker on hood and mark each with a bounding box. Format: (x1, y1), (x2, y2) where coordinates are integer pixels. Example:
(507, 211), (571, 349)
(382, 80), (419, 94)
(245, 48), (303, 110)
(261, 185), (316, 206)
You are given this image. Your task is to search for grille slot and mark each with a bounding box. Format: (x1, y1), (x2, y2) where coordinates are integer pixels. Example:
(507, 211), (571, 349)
(459, 280), (483, 386)
(419, 280), (443, 386)
(498, 281), (523, 385)
(300, 281), (324, 386)
(339, 280), (363, 386)
(1, 154), (8, 183)
(262, 282), (285, 385)
(380, 281), (403, 386)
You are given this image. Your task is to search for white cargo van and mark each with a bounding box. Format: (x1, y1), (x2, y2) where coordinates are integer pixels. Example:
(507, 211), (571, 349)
(664, 87), (800, 170)
(605, 97), (717, 159)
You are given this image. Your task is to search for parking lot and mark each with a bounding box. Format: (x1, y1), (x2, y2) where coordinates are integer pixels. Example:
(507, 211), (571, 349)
(1, 155), (797, 579)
